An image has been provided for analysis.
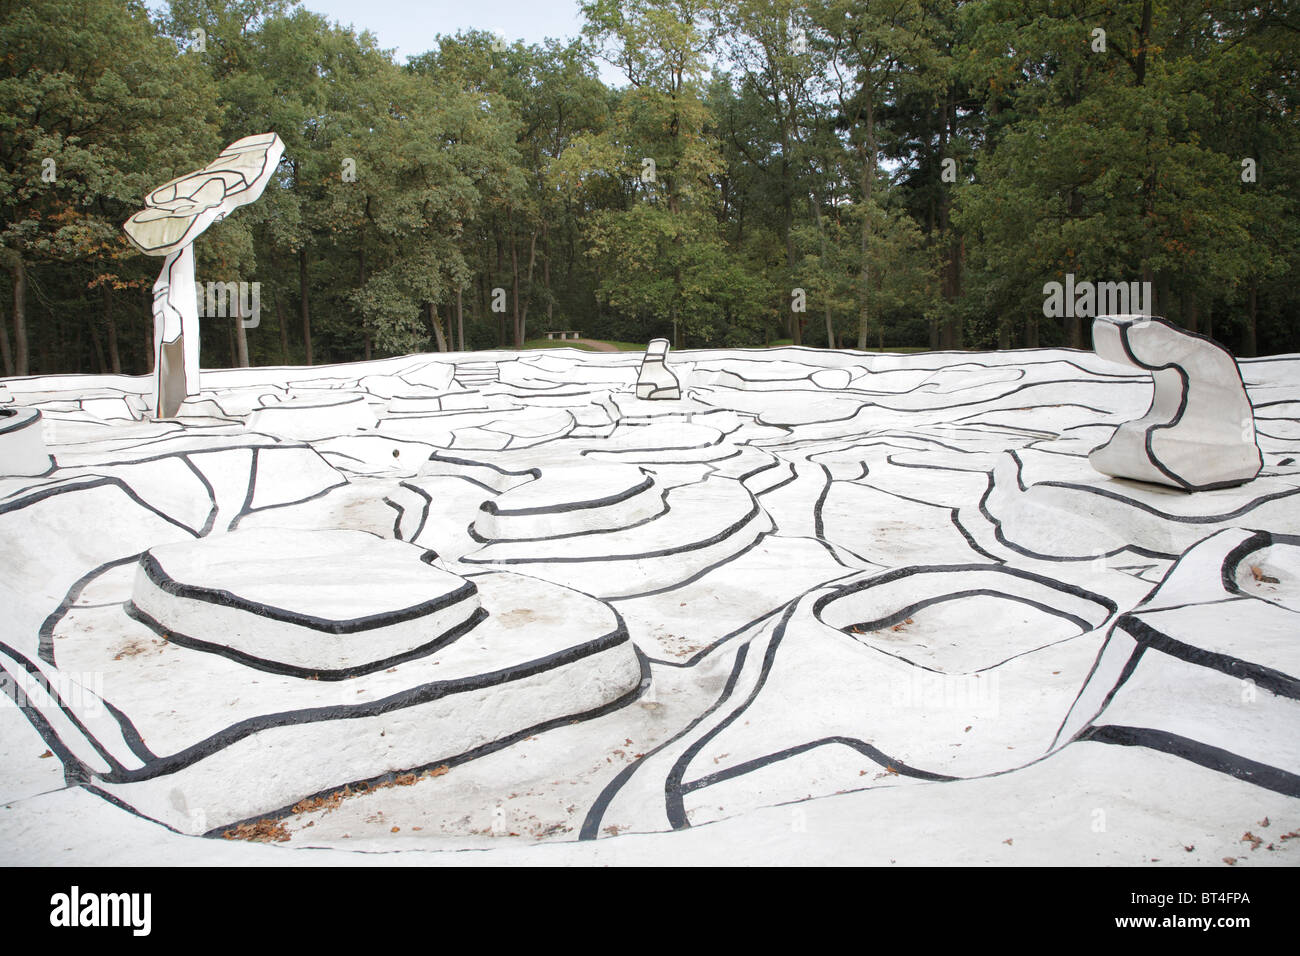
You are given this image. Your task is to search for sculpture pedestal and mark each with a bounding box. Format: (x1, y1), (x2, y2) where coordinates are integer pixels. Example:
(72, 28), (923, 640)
(0, 407), (53, 477)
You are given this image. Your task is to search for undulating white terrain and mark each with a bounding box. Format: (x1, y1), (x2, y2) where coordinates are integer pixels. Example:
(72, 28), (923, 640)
(1, 344), (1297, 865)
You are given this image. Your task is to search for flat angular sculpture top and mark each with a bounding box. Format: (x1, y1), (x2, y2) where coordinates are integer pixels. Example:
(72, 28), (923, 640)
(124, 133), (285, 419)
(1088, 314), (1262, 490)
(124, 133), (285, 255)
(635, 337), (681, 400)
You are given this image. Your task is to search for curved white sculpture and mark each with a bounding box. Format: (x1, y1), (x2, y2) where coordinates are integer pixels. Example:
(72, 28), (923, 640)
(0, 406), (52, 476)
(124, 133), (285, 419)
(1089, 315), (1263, 490)
(635, 338), (681, 400)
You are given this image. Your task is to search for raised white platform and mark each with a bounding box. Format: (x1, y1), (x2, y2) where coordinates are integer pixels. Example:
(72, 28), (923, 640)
(1, 343), (1296, 864)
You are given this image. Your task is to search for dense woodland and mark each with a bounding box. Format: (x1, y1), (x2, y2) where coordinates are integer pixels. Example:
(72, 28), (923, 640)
(1, 0), (1297, 377)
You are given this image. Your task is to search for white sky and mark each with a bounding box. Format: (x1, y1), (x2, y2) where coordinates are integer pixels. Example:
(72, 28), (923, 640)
(146, 0), (628, 85)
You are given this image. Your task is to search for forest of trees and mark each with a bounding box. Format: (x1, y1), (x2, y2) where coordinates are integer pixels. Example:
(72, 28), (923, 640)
(2, 0), (1297, 378)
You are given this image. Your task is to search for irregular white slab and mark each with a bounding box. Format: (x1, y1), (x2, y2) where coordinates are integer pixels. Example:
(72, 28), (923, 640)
(635, 338), (681, 400)
(2, 343), (1298, 865)
(1056, 528), (1299, 787)
(50, 568), (643, 832)
(129, 529), (483, 676)
(246, 393), (377, 441)
(472, 462), (661, 541)
(1089, 315), (1263, 489)
(0, 407), (52, 477)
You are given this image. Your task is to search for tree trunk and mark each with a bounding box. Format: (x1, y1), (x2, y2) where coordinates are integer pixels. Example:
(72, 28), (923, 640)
(495, 236), (506, 348)
(144, 289), (154, 373)
(519, 230), (537, 347)
(426, 302), (447, 352)
(274, 287), (289, 365)
(1065, 315), (1082, 349)
(1244, 282), (1258, 357)
(543, 220), (553, 328)
(456, 286), (465, 352)
(0, 303), (13, 376)
(10, 255), (29, 375)
(810, 188), (835, 350)
(359, 246), (371, 361)
(103, 285), (121, 374)
(1183, 290), (1198, 334)
(299, 249), (313, 365)
(88, 300), (107, 374)
(233, 294), (250, 367)
(510, 229), (523, 348)
(856, 98), (876, 351)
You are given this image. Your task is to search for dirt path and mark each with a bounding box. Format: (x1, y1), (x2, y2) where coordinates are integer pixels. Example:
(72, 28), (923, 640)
(570, 338), (621, 352)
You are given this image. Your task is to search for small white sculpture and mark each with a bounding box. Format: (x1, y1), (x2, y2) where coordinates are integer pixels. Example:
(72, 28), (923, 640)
(635, 338), (681, 400)
(1089, 314), (1262, 490)
(124, 133), (285, 418)
(0, 406), (52, 476)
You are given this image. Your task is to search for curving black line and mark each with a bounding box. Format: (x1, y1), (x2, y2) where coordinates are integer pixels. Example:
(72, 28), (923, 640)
(0, 474), (201, 536)
(680, 736), (956, 795)
(382, 497), (404, 539)
(812, 563), (1118, 620)
(227, 445), (350, 531)
(1104, 317), (1263, 491)
(0, 644), (116, 778)
(38, 553), (144, 665)
(86, 621), (632, 785)
(839, 586), (1099, 640)
(479, 474), (655, 517)
(124, 601), (487, 681)
(203, 646), (653, 837)
(136, 550), (480, 634)
(398, 481), (433, 543)
(1117, 612), (1299, 701)
(463, 489), (766, 566)
(1080, 724), (1300, 797)
(467, 487), (671, 546)
(580, 640), (756, 840)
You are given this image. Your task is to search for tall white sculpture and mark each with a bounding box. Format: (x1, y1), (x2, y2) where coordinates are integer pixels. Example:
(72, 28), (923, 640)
(1089, 314), (1263, 490)
(636, 338), (681, 400)
(124, 133), (285, 418)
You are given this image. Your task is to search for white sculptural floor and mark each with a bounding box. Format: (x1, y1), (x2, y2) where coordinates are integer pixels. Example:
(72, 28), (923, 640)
(1, 345), (1297, 866)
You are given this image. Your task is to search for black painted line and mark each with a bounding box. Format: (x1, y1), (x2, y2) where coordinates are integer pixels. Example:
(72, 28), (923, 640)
(137, 550), (480, 634)
(125, 601), (488, 681)
(1080, 724), (1300, 797)
(1118, 612), (1299, 701)
(681, 736), (957, 795)
(205, 645), (652, 837)
(90, 622), (632, 784)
